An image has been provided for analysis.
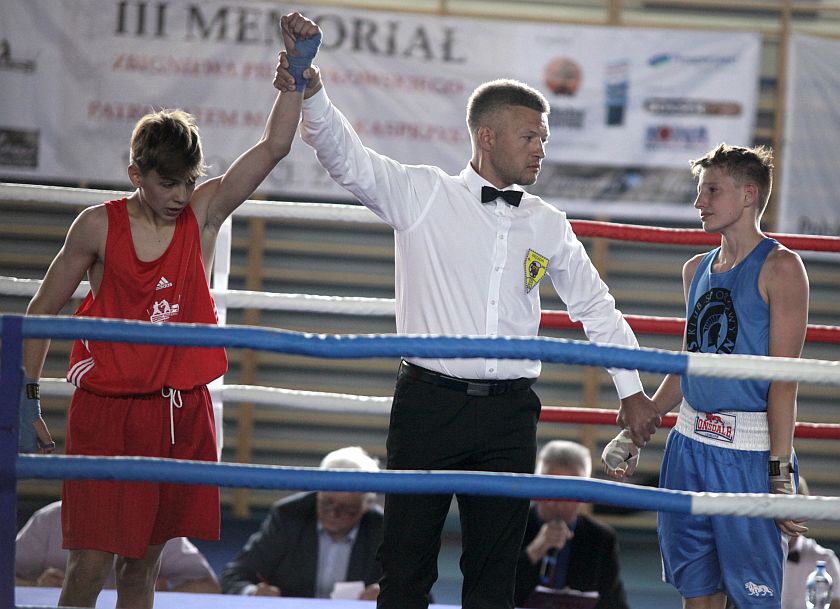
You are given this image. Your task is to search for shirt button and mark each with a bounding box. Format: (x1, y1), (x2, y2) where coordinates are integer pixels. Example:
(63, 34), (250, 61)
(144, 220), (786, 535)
(491, 300), (496, 305)
(499, 235), (505, 240)
(495, 266), (501, 272)
(489, 368), (495, 373)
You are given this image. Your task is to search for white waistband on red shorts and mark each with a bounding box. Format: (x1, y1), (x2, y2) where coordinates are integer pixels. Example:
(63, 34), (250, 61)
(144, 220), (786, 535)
(676, 399), (769, 451)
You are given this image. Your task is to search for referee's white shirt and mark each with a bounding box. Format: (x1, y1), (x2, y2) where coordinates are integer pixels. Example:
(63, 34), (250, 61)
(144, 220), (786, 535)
(301, 88), (643, 398)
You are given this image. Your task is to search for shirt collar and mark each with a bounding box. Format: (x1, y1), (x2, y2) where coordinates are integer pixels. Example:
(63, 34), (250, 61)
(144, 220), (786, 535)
(317, 522), (360, 544)
(460, 163), (526, 206)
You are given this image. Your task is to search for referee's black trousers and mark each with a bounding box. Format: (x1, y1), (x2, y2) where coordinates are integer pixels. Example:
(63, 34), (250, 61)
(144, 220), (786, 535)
(376, 365), (541, 609)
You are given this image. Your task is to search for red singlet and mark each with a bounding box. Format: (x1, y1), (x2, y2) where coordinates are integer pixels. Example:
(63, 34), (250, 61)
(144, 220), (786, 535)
(67, 197), (227, 394)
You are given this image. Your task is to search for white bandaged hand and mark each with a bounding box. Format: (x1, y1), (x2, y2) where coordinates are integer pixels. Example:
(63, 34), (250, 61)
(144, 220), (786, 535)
(601, 429), (640, 477)
(769, 456), (795, 495)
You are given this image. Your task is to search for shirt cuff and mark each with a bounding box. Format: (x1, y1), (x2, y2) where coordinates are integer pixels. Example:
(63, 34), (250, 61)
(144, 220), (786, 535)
(302, 86), (329, 117)
(240, 584), (258, 596)
(611, 369), (644, 399)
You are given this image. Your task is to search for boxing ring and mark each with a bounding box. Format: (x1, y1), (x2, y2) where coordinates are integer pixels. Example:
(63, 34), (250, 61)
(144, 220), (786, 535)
(3, 182), (840, 608)
(5, 316), (840, 608)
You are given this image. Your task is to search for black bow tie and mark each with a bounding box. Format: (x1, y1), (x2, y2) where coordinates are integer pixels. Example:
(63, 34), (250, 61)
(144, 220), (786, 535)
(788, 550), (800, 563)
(481, 186), (523, 207)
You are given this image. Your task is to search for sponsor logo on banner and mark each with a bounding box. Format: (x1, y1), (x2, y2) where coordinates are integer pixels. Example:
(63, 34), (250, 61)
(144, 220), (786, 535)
(644, 125), (708, 150)
(694, 411), (736, 443)
(643, 98), (742, 117)
(548, 107), (586, 129)
(543, 57), (586, 129)
(604, 60), (630, 127)
(0, 129), (39, 168)
(543, 57), (582, 96)
(647, 52), (737, 68)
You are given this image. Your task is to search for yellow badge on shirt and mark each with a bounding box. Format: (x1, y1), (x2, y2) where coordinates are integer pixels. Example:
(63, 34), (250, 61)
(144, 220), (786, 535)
(524, 249), (549, 294)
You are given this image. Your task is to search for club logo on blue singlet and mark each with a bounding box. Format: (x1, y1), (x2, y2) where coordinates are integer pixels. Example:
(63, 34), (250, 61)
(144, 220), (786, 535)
(685, 288), (738, 354)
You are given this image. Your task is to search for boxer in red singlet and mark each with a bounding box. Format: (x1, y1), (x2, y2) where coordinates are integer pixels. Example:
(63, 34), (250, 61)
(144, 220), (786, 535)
(18, 13), (320, 609)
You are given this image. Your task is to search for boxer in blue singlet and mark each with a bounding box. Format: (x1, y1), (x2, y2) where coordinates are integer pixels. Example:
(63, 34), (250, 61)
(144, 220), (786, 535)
(604, 143), (810, 609)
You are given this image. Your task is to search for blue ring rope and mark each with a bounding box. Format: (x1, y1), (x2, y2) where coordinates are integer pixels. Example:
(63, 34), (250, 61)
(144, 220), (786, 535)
(17, 455), (690, 514)
(18, 315), (686, 375)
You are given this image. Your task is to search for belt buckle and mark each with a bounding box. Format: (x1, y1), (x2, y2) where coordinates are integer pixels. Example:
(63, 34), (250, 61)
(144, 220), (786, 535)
(466, 382), (490, 397)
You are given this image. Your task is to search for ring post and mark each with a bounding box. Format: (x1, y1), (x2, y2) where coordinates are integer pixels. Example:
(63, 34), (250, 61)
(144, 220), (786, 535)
(0, 315), (24, 609)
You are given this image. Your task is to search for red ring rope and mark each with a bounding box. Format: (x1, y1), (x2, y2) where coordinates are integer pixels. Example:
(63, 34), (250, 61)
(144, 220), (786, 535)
(569, 219), (840, 252)
(540, 310), (840, 344)
(539, 407), (840, 439)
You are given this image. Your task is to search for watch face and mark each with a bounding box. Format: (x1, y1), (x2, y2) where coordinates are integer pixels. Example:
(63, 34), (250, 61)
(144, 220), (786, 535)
(768, 460), (781, 477)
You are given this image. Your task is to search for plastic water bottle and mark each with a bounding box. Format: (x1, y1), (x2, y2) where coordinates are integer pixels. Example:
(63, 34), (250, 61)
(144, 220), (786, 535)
(806, 560), (833, 609)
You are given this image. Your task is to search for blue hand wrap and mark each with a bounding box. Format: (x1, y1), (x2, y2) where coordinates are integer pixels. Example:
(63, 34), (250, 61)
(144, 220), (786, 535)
(287, 31), (322, 91)
(19, 372), (41, 453)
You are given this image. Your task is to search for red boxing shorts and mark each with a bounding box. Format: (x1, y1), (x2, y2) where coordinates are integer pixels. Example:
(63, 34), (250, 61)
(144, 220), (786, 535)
(61, 385), (220, 559)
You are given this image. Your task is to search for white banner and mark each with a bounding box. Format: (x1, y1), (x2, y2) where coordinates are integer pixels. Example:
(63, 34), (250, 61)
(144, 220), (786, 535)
(1, 1), (759, 219)
(778, 33), (840, 236)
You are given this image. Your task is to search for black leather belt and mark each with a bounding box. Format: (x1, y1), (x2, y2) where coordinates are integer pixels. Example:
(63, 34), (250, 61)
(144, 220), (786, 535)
(398, 361), (536, 397)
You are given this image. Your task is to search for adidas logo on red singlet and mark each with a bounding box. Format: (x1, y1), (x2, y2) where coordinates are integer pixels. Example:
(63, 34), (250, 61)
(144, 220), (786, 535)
(156, 276), (172, 290)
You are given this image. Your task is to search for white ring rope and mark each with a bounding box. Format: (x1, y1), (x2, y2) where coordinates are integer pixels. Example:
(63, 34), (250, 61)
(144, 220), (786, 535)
(687, 351), (840, 385)
(214, 290), (394, 316)
(1, 183), (129, 207)
(690, 494), (840, 520)
(0, 182), (379, 223)
(33, 377), (392, 415)
(220, 384), (392, 414)
(0, 276), (395, 316)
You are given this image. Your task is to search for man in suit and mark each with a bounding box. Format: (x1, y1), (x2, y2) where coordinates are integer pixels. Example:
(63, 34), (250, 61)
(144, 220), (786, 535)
(220, 446), (383, 600)
(515, 440), (629, 609)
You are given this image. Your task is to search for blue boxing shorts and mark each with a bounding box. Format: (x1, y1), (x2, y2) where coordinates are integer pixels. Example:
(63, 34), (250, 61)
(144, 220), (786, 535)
(657, 399), (795, 608)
